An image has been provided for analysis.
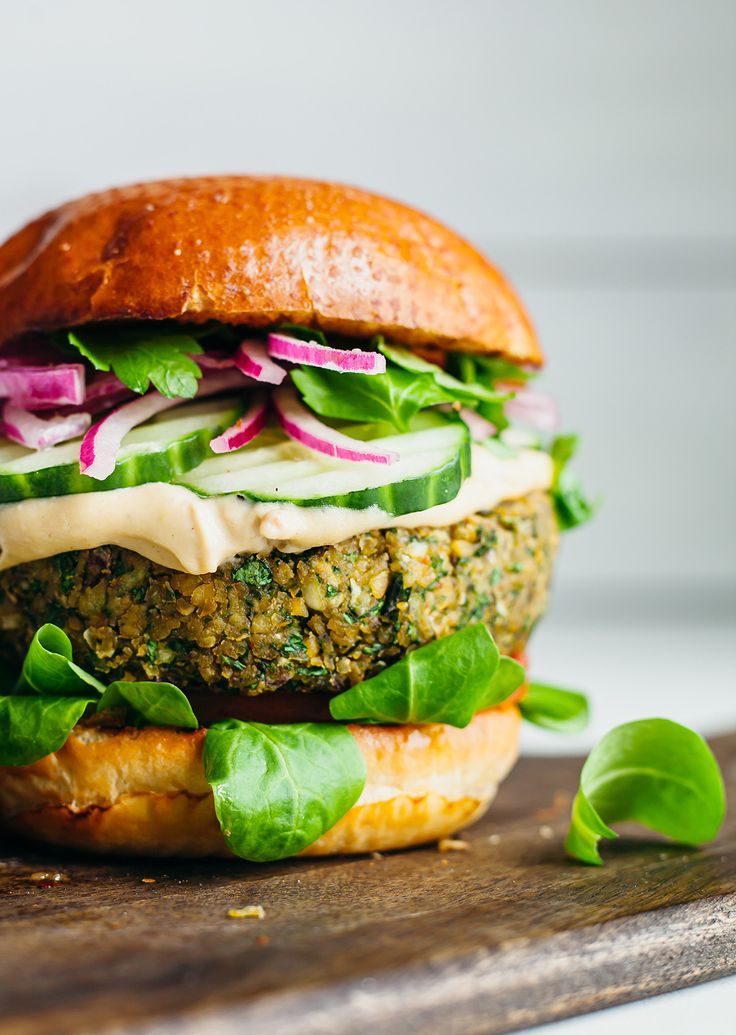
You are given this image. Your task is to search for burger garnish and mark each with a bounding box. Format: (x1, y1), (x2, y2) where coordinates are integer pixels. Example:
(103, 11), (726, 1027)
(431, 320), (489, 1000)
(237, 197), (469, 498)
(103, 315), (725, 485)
(0, 176), (724, 863)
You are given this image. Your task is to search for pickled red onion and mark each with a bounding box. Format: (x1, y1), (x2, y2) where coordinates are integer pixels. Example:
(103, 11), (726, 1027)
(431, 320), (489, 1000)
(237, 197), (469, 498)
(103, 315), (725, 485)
(268, 333), (385, 375)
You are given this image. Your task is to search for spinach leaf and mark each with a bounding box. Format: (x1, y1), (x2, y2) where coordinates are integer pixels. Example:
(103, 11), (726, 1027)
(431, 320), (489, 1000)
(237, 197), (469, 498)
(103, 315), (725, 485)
(18, 624), (105, 697)
(469, 355), (536, 385)
(378, 343), (507, 406)
(68, 327), (203, 399)
(97, 681), (198, 730)
(0, 694), (95, 765)
(203, 720), (366, 861)
(565, 719), (726, 865)
(329, 624), (523, 727)
(519, 683), (590, 732)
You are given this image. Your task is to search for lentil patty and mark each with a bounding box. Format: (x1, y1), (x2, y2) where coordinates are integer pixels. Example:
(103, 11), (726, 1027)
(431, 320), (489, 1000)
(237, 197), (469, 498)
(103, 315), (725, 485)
(0, 491), (557, 695)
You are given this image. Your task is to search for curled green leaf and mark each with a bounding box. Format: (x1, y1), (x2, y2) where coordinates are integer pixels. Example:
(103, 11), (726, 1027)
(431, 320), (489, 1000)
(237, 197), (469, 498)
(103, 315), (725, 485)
(565, 718), (726, 865)
(519, 683), (590, 732)
(18, 624), (105, 697)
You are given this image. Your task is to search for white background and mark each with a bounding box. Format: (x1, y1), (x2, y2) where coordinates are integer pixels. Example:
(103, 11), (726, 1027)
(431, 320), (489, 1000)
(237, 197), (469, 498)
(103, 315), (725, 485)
(1, 2), (734, 1030)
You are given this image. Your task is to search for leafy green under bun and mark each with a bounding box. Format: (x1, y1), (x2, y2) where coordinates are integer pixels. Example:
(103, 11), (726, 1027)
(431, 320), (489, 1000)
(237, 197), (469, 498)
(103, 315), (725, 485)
(329, 624), (524, 727)
(203, 720), (366, 862)
(96, 681), (198, 730)
(519, 683), (590, 732)
(565, 719), (726, 865)
(0, 694), (96, 766)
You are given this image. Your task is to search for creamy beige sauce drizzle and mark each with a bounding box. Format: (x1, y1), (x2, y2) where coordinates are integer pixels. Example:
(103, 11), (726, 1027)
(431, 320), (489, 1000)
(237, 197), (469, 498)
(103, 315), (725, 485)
(0, 446), (552, 574)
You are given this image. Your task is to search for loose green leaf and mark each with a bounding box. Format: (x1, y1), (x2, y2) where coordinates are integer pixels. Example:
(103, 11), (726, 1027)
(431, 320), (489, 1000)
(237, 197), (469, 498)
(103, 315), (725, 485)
(565, 719), (726, 865)
(329, 624), (523, 727)
(97, 681), (198, 729)
(203, 720), (366, 861)
(378, 343), (507, 405)
(519, 683), (590, 732)
(469, 355), (536, 385)
(0, 694), (95, 765)
(548, 434), (598, 531)
(291, 364), (453, 432)
(68, 327), (203, 399)
(18, 624), (105, 697)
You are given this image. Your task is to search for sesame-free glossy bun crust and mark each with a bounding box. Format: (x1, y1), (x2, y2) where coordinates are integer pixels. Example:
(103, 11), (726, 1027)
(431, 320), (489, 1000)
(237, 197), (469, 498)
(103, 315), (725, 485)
(0, 177), (541, 365)
(0, 705), (520, 858)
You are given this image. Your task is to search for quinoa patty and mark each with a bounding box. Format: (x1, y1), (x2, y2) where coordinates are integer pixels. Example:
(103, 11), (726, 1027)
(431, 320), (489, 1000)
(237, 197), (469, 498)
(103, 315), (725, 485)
(0, 491), (557, 695)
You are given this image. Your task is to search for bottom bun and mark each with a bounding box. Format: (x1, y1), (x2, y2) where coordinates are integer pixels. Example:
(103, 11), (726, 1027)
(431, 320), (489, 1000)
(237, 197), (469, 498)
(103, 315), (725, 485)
(0, 705), (520, 857)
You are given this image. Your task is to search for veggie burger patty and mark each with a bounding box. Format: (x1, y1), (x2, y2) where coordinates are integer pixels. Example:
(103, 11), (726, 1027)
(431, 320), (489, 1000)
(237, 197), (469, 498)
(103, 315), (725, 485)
(0, 490), (556, 696)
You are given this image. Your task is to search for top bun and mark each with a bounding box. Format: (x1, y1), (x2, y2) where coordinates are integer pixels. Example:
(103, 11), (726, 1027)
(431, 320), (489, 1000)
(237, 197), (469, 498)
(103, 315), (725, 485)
(0, 176), (541, 365)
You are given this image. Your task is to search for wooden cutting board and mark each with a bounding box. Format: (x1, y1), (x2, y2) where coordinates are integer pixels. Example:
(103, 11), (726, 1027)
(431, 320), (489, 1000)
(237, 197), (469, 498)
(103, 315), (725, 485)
(1, 734), (734, 1035)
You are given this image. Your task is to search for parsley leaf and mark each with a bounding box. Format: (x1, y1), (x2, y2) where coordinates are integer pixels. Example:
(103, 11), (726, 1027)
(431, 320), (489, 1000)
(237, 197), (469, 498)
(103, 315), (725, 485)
(68, 326), (203, 399)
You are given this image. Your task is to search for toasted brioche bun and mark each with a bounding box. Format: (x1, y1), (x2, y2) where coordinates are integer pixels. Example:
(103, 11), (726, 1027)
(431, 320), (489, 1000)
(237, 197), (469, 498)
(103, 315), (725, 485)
(0, 704), (520, 858)
(0, 176), (541, 365)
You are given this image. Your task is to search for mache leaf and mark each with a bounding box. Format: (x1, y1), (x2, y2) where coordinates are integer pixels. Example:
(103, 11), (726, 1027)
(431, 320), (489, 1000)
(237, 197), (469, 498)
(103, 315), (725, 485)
(329, 624), (523, 727)
(519, 683), (590, 732)
(565, 718), (726, 865)
(0, 694), (95, 765)
(203, 720), (366, 861)
(18, 624), (105, 697)
(97, 681), (198, 729)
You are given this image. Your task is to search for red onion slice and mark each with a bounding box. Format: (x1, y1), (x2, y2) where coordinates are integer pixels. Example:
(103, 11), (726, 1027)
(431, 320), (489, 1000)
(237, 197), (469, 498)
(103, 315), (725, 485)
(79, 369), (252, 480)
(459, 407), (497, 440)
(0, 403), (91, 450)
(0, 364), (86, 408)
(196, 352), (235, 371)
(235, 340), (287, 385)
(502, 387), (559, 432)
(209, 395), (268, 454)
(273, 387), (399, 465)
(268, 333), (386, 375)
(80, 393), (178, 480)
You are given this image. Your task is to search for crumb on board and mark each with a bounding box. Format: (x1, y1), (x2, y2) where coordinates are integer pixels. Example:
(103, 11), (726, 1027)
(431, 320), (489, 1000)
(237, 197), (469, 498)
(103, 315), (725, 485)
(538, 825), (555, 841)
(141, 877), (157, 884)
(438, 838), (469, 852)
(29, 871), (68, 883)
(488, 834), (501, 845)
(371, 851), (384, 861)
(256, 934), (270, 946)
(228, 905), (266, 920)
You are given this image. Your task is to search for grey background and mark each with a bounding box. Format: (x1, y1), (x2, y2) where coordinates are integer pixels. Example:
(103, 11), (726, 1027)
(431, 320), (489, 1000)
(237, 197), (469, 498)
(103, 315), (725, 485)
(1, 1), (735, 1028)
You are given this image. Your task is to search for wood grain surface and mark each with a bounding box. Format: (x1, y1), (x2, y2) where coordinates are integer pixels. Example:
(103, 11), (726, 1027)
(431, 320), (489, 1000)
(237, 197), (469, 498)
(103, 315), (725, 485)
(1, 735), (734, 1035)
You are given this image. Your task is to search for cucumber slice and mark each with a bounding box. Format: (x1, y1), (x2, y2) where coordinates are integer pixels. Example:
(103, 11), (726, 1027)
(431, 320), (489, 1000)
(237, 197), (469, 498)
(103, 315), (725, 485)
(0, 396), (246, 503)
(177, 413), (471, 514)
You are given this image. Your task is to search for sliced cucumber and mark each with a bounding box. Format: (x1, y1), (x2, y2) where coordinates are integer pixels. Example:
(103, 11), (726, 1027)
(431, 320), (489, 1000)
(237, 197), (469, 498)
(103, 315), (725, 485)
(0, 396), (246, 503)
(177, 413), (471, 514)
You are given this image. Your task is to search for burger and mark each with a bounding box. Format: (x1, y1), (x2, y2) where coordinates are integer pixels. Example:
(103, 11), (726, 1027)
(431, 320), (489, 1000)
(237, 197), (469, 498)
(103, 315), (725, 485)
(0, 176), (592, 860)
